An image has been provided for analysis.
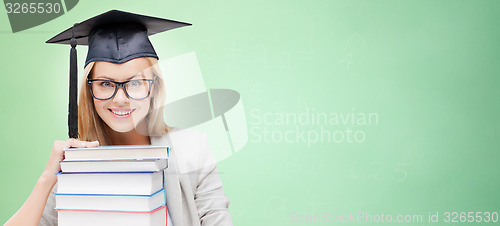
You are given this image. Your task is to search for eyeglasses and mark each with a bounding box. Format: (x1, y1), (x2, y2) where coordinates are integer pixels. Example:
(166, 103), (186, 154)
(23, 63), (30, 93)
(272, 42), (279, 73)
(87, 79), (154, 100)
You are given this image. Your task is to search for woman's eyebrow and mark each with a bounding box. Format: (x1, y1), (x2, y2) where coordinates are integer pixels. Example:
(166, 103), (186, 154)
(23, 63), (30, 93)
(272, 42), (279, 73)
(92, 73), (149, 80)
(129, 73), (147, 79)
(92, 75), (114, 80)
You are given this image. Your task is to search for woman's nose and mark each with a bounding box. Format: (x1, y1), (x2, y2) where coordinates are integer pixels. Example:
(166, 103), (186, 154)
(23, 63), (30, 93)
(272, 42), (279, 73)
(112, 87), (129, 103)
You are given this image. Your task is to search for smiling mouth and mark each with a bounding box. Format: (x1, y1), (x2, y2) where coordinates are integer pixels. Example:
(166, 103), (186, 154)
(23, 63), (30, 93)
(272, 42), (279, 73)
(109, 109), (135, 116)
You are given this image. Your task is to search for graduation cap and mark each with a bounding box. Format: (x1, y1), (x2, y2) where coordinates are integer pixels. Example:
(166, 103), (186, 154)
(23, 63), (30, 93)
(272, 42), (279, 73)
(46, 10), (191, 138)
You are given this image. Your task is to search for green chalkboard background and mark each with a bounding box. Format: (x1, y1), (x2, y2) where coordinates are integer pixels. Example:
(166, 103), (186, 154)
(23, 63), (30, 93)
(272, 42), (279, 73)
(1, 0), (499, 225)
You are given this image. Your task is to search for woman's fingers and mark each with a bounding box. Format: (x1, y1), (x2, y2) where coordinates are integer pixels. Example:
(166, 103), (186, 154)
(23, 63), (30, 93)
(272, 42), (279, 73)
(67, 139), (99, 148)
(44, 139), (100, 179)
(86, 140), (100, 148)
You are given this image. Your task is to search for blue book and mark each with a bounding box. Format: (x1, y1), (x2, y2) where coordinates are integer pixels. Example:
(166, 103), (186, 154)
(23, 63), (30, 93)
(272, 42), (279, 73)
(60, 158), (167, 173)
(55, 188), (166, 212)
(56, 170), (165, 196)
(63, 145), (169, 161)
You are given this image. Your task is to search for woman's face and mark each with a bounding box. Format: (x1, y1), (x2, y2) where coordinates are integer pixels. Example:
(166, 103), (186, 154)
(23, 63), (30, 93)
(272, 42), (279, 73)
(91, 58), (154, 133)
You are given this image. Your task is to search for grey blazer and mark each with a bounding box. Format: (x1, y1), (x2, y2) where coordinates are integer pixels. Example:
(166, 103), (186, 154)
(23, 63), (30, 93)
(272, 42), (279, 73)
(39, 127), (233, 226)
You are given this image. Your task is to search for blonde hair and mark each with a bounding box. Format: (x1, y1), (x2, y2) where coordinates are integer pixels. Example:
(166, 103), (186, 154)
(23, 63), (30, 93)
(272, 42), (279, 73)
(78, 57), (168, 145)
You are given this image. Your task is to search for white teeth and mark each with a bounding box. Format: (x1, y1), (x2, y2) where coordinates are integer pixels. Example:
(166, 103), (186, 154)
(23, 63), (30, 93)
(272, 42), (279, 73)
(112, 110), (132, 115)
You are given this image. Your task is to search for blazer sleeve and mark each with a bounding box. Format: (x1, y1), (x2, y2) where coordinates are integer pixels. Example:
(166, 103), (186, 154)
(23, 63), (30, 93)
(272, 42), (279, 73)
(38, 183), (58, 226)
(194, 134), (233, 226)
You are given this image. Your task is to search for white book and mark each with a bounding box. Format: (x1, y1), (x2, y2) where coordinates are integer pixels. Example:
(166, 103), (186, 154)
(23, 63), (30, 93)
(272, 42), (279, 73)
(55, 188), (166, 212)
(60, 159), (167, 173)
(57, 205), (166, 226)
(63, 145), (169, 161)
(56, 171), (164, 195)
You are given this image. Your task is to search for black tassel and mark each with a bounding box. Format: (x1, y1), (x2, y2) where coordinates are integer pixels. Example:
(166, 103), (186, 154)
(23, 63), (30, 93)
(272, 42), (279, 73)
(68, 23), (78, 138)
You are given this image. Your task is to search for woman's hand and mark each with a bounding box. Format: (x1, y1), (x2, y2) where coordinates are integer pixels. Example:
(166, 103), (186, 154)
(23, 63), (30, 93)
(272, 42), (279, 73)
(40, 139), (99, 185)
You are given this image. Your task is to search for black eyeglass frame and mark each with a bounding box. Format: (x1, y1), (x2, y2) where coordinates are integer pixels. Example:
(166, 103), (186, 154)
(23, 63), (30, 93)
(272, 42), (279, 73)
(87, 78), (155, 100)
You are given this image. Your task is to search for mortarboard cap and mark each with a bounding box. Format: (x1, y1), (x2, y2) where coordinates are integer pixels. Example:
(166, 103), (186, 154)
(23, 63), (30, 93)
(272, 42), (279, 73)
(46, 10), (191, 138)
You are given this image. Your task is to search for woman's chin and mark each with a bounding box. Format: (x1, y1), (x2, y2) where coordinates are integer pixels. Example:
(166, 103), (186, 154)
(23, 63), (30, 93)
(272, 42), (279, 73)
(106, 123), (136, 133)
(107, 121), (148, 135)
(110, 127), (134, 133)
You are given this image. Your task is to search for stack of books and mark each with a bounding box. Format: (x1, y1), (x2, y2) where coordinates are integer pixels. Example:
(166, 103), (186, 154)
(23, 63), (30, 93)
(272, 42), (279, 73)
(55, 145), (169, 226)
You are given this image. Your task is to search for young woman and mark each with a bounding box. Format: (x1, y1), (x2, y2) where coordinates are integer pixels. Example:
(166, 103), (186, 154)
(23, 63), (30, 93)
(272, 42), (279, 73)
(5, 10), (232, 226)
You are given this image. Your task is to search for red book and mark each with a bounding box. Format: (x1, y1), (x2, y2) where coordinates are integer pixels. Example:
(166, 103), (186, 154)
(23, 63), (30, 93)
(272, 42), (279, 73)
(56, 205), (167, 226)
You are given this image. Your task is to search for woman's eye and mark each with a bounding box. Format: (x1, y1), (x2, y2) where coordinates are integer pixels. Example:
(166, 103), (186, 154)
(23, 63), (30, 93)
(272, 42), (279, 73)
(99, 81), (113, 88)
(129, 80), (143, 87)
